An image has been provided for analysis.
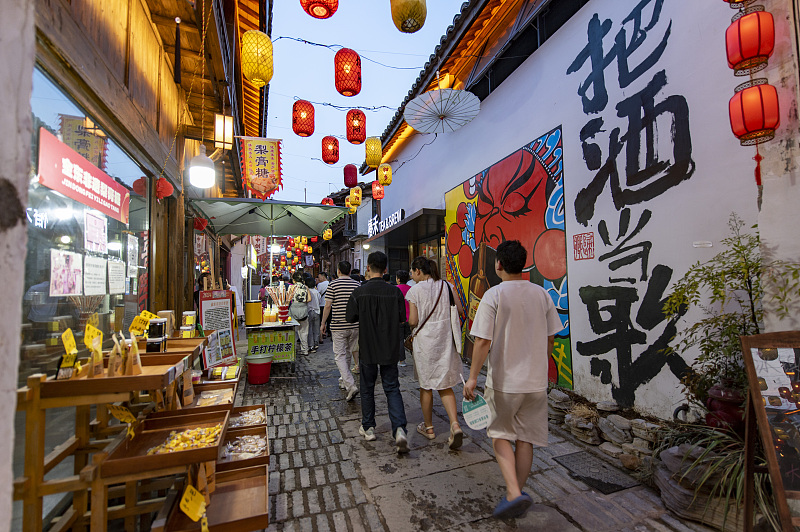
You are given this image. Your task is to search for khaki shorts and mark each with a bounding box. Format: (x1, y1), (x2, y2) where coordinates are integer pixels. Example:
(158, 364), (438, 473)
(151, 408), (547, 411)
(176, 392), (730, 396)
(485, 388), (548, 446)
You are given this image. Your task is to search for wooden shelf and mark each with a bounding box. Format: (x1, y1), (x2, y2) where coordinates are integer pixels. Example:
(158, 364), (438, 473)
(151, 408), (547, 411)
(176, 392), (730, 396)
(216, 425), (269, 472)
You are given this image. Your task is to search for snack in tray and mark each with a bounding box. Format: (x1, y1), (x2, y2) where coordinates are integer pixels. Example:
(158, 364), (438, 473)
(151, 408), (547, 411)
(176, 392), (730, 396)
(228, 408), (266, 428)
(222, 434), (268, 461)
(147, 424), (222, 455)
(196, 389), (234, 407)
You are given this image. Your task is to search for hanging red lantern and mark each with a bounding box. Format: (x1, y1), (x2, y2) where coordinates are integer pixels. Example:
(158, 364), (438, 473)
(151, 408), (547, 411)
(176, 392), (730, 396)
(726, 10), (774, 76)
(300, 0), (338, 19)
(321, 197), (335, 206)
(729, 81), (780, 145)
(193, 218), (209, 232)
(310, 236), (318, 243)
(132, 177), (147, 196)
(372, 181), (385, 200)
(346, 109), (366, 144)
(334, 48), (361, 97)
(156, 177), (174, 200)
(344, 164), (358, 188)
(322, 136), (339, 164)
(292, 100), (315, 137)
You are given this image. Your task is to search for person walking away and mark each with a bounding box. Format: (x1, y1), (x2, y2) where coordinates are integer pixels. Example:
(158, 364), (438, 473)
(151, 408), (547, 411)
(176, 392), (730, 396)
(306, 278), (321, 353)
(406, 257), (465, 450)
(346, 251), (409, 453)
(464, 240), (563, 519)
(317, 272), (329, 342)
(258, 278), (270, 308)
(320, 261), (360, 400)
(289, 272), (310, 356)
(395, 270), (412, 367)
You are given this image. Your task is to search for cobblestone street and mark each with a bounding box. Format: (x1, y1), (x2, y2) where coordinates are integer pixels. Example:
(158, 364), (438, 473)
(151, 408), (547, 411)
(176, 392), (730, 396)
(236, 337), (715, 532)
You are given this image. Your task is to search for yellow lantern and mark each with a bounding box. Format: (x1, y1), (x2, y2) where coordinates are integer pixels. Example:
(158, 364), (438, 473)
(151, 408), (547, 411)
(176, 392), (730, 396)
(349, 187), (362, 206)
(301, 236), (308, 246)
(287, 251), (292, 259)
(241, 30), (274, 88)
(391, 0), (427, 34)
(378, 163), (392, 186)
(323, 229), (332, 240)
(345, 196), (357, 214)
(307, 245), (312, 253)
(365, 137), (381, 168)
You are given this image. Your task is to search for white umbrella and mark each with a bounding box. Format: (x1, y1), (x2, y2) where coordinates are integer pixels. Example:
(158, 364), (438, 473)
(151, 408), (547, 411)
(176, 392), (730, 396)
(403, 88), (481, 134)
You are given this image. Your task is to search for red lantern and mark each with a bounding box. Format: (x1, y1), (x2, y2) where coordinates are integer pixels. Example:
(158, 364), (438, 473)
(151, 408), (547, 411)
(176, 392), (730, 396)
(726, 11), (774, 76)
(156, 177), (174, 200)
(193, 218), (209, 232)
(321, 197), (335, 206)
(729, 81), (780, 145)
(292, 100), (315, 137)
(300, 0), (337, 19)
(322, 136), (339, 164)
(372, 181), (384, 200)
(310, 236), (318, 242)
(344, 164), (358, 188)
(722, 0), (751, 7)
(346, 109), (366, 144)
(132, 177), (147, 196)
(288, 237), (295, 248)
(334, 48), (361, 97)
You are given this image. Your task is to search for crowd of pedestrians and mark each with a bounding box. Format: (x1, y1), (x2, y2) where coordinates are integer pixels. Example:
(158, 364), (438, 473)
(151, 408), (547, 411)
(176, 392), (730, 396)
(265, 240), (559, 519)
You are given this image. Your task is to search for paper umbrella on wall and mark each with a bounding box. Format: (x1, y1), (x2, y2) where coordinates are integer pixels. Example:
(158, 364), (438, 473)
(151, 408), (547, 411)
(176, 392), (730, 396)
(403, 88), (480, 134)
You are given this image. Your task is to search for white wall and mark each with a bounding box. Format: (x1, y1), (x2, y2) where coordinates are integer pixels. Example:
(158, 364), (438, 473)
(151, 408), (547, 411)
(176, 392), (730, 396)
(381, 0), (765, 418)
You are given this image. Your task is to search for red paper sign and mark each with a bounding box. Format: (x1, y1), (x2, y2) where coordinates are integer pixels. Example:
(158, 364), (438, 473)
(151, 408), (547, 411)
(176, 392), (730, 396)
(38, 128), (131, 224)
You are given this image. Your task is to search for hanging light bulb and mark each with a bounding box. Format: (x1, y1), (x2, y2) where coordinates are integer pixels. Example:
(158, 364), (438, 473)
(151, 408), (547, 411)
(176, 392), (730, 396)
(189, 144), (215, 188)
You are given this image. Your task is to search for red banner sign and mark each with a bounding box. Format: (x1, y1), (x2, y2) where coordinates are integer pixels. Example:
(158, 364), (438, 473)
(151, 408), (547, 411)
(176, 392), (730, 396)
(38, 128), (131, 224)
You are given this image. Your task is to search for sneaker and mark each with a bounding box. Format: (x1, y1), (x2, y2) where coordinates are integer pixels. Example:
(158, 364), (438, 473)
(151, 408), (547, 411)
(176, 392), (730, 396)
(398, 362), (407, 367)
(492, 493), (533, 519)
(395, 427), (409, 454)
(346, 385), (359, 401)
(359, 426), (376, 441)
(310, 346), (318, 353)
(338, 377), (346, 390)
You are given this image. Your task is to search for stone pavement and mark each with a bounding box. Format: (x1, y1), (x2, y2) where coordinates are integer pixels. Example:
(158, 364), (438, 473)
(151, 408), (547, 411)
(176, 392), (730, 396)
(235, 335), (714, 532)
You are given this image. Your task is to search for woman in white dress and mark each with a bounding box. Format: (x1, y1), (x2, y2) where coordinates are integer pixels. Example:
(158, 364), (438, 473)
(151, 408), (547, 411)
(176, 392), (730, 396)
(406, 257), (465, 449)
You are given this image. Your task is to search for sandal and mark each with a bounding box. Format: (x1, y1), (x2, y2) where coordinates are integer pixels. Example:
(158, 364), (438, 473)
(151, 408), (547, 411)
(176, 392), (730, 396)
(416, 422), (436, 440)
(448, 422), (463, 450)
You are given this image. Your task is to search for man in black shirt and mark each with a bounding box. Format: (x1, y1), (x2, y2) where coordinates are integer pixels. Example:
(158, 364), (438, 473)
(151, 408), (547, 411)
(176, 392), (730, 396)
(346, 251), (409, 453)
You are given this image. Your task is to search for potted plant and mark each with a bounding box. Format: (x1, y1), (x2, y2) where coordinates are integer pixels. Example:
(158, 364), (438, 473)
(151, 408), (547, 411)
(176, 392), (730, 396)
(663, 213), (800, 427)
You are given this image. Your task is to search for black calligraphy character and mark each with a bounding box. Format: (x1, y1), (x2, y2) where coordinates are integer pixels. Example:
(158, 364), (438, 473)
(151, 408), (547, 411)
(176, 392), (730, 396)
(577, 264), (689, 407)
(567, 0), (671, 115)
(254, 145), (268, 155)
(598, 208), (652, 283)
(574, 71), (694, 225)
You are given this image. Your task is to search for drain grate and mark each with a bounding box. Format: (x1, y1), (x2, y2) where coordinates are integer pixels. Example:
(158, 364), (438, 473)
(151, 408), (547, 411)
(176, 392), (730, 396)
(553, 451), (639, 494)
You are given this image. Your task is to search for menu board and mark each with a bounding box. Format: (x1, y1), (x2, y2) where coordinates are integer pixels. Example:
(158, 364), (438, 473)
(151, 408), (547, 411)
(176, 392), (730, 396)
(199, 290), (237, 368)
(741, 332), (800, 531)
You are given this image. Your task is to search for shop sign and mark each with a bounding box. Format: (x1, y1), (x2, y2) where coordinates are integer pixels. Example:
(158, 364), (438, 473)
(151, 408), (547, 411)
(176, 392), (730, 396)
(367, 209), (405, 238)
(241, 137), (282, 200)
(247, 329), (295, 363)
(38, 128), (131, 224)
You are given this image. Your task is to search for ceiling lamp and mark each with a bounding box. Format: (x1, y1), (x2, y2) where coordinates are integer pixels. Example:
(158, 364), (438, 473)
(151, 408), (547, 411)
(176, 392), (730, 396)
(365, 137), (381, 167)
(321, 197), (335, 206)
(372, 181), (385, 200)
(404, 88), (481, 134)
(346, 109), (366, 144)
(189, 145), (215, 189)
(334, 48), (361, 97)
(300, 0), (338, 19)
(292, 100), (315, 137)
(241, 30), (273, 88)
(378, 163), (392, 185)
(729, 80), (780, 145)
(344, 163), (358, 188)
(391, 0), (427, 33)
(322, 136), (339, 164)
(726, 9), (774, 76)
(349, 187), (362, 206)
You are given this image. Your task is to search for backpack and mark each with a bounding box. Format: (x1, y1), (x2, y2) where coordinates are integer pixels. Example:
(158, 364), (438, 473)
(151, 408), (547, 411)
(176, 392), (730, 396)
(289, 284), (309, 320)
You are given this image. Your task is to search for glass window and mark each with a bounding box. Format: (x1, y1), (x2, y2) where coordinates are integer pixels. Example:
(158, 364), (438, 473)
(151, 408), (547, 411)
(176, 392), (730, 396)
(19, 68), (150, 384)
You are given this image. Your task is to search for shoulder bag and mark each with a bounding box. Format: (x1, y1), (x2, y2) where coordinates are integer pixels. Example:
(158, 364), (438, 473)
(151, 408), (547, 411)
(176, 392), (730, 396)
(404, 282), (444, 353)
(447, 283), (463, 353)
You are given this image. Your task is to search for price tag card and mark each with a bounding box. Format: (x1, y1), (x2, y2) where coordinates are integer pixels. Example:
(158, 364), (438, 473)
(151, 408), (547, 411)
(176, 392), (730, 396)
(129, 315), (150, 335)
(140, 310), (159, 321)
(179, 485), (206, 522)
(106, 404), (138, 439)
(56, 329), (79, 380)
(62, 328), (78, 355)
(84, 324), (103, 350)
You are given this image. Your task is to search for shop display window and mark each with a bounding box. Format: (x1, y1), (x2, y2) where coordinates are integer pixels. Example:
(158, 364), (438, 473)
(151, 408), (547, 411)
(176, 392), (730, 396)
(19, 68), (150, 384)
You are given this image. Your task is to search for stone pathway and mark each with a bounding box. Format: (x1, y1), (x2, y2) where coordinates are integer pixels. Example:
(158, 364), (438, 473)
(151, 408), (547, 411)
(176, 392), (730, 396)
(236, 336), (715, 532)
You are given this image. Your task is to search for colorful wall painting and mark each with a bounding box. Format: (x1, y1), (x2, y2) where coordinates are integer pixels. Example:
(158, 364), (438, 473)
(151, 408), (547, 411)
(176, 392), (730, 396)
(444, 126), (571, 388)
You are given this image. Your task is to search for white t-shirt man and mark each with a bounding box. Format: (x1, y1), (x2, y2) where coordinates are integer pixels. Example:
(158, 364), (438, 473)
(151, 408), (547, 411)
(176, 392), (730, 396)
(317, 279), (329, 307)
(470, 280), (562, 393)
